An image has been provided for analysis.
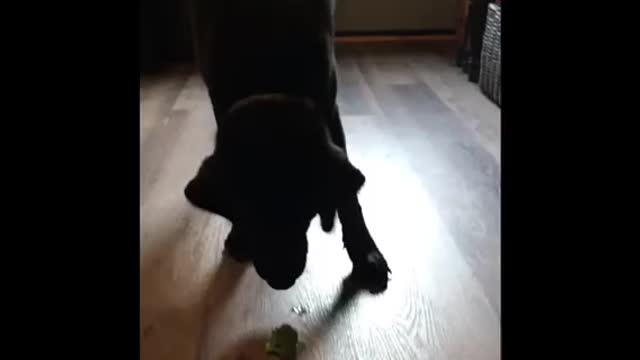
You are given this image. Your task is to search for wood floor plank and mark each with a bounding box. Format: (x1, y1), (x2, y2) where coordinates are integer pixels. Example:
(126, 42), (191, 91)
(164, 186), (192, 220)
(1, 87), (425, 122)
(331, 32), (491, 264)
(408, 52), (501, 165)
(354, 48), (500, 315)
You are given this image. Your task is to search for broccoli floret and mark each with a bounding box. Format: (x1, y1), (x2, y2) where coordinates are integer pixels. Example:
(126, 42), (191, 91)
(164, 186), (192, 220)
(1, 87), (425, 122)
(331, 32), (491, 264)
(265, 324), (300, 359)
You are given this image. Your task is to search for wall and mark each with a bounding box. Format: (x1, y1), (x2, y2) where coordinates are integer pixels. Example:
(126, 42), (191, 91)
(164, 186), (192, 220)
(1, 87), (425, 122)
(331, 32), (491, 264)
(140, 0), (460, 73)
(335, 0), (459, 33)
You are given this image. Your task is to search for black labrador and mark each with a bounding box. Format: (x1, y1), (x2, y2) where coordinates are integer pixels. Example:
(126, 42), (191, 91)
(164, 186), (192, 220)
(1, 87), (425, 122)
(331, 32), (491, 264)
(185, 0), (390, 293)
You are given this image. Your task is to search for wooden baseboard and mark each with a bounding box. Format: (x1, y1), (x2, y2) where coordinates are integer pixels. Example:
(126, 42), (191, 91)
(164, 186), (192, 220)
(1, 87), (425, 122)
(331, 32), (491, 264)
(336, 35), (457, 43)
(335, 34), (458, 45)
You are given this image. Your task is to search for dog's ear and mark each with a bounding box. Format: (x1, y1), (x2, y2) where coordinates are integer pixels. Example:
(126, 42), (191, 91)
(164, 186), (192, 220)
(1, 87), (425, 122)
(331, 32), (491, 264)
(184, 153), (234, 220)
(319, 145), (365, 231)
(319, 207), (337, 232)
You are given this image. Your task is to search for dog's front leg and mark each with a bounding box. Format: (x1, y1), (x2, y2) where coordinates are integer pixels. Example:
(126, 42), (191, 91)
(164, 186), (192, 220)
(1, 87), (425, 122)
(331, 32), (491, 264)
(338, 196), (390, 293)
(325, 104), (391, 293)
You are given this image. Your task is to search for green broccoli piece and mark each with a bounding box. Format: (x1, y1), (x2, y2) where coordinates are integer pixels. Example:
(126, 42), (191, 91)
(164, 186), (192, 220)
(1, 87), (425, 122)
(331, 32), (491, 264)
(265, 324), (300, 359)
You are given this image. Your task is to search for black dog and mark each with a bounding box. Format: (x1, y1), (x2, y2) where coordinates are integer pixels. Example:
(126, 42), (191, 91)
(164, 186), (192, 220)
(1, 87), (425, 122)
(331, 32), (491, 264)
(185, 0), (390, 292)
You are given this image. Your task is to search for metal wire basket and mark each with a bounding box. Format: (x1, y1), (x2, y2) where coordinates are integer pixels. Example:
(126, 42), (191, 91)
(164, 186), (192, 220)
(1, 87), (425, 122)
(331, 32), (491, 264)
(479, 3), (501, 106)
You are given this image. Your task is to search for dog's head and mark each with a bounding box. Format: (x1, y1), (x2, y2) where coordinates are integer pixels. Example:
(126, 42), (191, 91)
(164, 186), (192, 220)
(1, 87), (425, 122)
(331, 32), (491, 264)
(184, 95), (364, 289)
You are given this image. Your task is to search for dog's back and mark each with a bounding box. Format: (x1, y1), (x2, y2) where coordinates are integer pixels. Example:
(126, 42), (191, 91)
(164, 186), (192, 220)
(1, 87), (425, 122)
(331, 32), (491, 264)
(189, 0), (337, 118)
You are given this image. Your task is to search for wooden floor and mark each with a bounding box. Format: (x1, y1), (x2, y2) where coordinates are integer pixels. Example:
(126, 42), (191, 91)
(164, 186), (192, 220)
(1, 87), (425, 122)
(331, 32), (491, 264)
(141, 45), (501, 360)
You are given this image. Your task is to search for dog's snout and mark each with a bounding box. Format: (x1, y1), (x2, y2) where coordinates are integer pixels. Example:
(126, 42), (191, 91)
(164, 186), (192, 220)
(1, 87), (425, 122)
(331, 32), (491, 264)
(265, 277), (297, 290)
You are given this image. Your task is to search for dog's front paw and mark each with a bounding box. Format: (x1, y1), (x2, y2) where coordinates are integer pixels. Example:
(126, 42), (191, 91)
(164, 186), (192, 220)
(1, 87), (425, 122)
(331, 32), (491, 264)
(349, 250), (391, 294)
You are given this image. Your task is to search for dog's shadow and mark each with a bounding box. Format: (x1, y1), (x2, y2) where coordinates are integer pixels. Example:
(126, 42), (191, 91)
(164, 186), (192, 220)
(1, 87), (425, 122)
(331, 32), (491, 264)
(201, 256), (250, 325)
(141, 208), (248, 360)
(215, 273), (362, 360)
(297, 274), (361, 358)
(196, 256), (251, 359)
